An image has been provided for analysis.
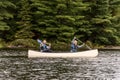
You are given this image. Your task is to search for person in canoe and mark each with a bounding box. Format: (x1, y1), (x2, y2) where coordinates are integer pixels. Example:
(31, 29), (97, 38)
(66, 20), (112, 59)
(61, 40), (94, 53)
(37, 39), (51, 52)
(70, 37), (85, 52)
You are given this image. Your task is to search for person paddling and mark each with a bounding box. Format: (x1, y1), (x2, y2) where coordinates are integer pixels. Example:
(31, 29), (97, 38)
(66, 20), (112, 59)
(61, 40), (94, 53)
(37, 39), (51, 52)
(70, 37), (85, 52)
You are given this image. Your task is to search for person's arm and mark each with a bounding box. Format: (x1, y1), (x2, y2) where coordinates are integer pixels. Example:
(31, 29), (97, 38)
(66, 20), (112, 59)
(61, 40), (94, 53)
(71, 37), (76, 43)
(78, 43), (85, 48)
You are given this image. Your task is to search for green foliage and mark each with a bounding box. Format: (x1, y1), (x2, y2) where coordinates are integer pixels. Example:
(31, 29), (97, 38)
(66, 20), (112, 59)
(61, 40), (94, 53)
(14, 0), (34, 39)
(0, 0), (16, 31)
(0, 21), (9, 30)
(52, 42), (70, 51)
(9, 39), (38, 48)
(109, 0), (120, 45)
(85, 40), (105, 49)
(0, 38), (6, 48)
(0, 0), (120, 49)
(84, 0), (120, 45)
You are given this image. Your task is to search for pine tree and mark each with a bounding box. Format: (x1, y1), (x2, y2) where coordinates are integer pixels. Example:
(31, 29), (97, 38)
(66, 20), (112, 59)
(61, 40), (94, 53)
(31, 0), (89, 43)
(0, 0), (15, 31)
(109, 0), (120, 44)
(0, 0), (16, 43)
(30, 0), (58, 41)
(14, 0), (34, 39)
(86, 0), (117, 45)
(72, 0), (90, 42)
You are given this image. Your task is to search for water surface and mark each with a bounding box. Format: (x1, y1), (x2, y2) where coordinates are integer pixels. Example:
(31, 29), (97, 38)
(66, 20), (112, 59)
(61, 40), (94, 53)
(0, 49), (120, 80)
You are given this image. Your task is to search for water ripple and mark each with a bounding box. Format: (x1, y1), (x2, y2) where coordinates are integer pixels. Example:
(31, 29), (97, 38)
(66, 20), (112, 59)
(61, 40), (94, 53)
(0, 50), (120, 80)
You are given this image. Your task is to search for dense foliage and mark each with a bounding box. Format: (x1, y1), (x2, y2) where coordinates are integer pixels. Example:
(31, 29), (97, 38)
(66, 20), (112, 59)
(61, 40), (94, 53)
(0, 0), (120, 49)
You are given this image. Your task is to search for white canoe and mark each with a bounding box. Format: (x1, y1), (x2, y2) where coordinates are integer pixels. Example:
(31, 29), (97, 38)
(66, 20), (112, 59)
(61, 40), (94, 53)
(28, 49), (98, 58)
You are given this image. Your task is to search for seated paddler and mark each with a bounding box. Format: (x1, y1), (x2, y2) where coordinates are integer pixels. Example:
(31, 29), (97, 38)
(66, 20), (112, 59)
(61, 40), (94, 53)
(37, 39), (51, 52)
(71, 37), (85, 52)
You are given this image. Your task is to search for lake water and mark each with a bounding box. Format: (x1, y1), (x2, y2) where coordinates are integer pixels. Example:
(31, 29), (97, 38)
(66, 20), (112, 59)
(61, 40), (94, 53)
(0, 49), (120, 80)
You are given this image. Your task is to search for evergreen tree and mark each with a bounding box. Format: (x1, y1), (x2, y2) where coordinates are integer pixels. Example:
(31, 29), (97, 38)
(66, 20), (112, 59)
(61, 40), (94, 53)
(86, 0), (118, 45)
(14, 0), (34, 39)
(109, 0), (120, 44)
(30, 0), (58, 41)
(73, 0), (90, 42)
(0, 0), (120, 48)
(31, 0), (89, 43)
(56, 0), (90, 43)
(0, 0), (16, 42)
(0, 0), (15, 31)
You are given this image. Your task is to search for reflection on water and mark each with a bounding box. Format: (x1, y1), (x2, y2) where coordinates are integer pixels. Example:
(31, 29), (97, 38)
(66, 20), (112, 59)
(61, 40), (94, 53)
(0, 50), (120, 80)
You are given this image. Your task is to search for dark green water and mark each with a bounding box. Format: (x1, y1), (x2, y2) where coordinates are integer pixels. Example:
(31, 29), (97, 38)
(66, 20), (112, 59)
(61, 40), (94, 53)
(0, 49), (120, 80)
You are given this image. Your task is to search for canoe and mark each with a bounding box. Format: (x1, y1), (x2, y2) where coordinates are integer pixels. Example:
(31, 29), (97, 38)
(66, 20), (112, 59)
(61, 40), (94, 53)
(28, 49), (98, 58)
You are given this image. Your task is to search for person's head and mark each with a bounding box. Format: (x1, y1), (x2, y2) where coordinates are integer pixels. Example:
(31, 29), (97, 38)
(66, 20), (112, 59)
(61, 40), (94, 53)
(43, 40), (47, 44)
(73, 40), (77, 45)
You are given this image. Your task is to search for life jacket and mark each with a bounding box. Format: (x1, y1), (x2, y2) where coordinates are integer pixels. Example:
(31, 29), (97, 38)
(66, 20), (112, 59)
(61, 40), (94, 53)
(71, 43), (78, 50)
(41, 44), (48, 51)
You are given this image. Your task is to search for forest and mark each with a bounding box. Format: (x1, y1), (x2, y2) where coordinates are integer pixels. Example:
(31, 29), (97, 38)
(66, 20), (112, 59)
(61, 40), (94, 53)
(0, 0), (120, 50)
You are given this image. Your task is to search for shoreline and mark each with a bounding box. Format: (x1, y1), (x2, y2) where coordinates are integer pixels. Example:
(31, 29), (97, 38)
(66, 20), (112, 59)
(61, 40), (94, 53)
(103, 46), (120, 49)
(0, 46), (120, 51)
